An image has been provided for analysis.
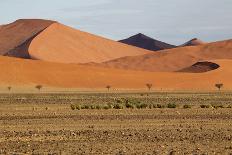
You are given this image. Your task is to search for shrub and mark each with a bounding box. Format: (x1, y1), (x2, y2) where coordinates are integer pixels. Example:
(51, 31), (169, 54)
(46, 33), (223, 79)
(113, 104), (124, 109)
(167, 103), (177, 108)
(125, 102), (134, 109)
(136, 103), (148, 109)
(103, 104), (111, 110)
(200, 105), (210, 108)
(156, 104), (162, 108)
(212, 105), (224, 109)
(183, 105), (191, 109)
(227, 105), (232, 108)
(70, 104), (76, 110)
(90, 105), (96, 109)
(76, 105), (81, 110)
(96, 105), (101, 110)
(82, 105), (90, 109)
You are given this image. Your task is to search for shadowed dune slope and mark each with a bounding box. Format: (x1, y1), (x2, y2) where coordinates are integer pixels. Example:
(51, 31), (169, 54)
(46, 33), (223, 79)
(119, 33), (176, 51)
(0, 56), (230, 90)
(178, 61), (220, 73)
(94, 39), (232, 72)
(28, 23), (151, 63)
(0, 19), (55, 57)
(181, 38), (206, 47)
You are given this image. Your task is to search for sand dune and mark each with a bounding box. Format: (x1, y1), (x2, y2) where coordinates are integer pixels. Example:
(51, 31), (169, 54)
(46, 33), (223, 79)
(119, 33), (176, 51)
(0, 20), (151, 63)
(28, 23), (151, 63)
(181, 38), (205, 47)
(95, 39), (232, 72)
(0, 56), (230, 90)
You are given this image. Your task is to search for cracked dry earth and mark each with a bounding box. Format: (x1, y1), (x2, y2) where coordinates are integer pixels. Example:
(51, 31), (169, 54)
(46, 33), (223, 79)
(0, 94), (231, 154)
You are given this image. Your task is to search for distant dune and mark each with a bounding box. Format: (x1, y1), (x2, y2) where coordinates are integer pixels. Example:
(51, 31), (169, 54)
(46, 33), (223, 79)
(94, 39), (232, 72)
(119, 33), (176, 51)
(181, 38), (206, 47)
(0, 56), (230, 90)
(0, 20), (151, 63)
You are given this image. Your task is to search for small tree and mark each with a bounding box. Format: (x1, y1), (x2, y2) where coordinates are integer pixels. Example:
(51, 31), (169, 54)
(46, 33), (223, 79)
(106, 85), (111, 91)
(215, 83), (223, 91)
(7, 86), (12, 91)
(146, 83), (152, 91)
(35, 85), (43, 91)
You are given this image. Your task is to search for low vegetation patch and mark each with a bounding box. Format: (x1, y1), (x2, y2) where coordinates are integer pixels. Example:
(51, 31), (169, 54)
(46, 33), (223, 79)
(200, 105), (210, 108)
(183, 105), (191, 109)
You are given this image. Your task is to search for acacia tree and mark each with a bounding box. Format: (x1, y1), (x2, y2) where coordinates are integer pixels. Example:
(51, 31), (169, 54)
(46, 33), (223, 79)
(106, 85), (111, 91)
(7, 86), (12, 91)
(215, 83), (223, 91)
(146, 83), (153, 91)
(35, 85), (43, 91)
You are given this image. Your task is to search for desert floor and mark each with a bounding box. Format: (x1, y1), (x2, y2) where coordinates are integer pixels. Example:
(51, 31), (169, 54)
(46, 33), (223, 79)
(0, 92), (231, 154)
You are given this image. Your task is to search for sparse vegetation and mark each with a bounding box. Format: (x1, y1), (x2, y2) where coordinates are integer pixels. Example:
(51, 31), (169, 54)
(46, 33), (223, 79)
(200, 105), (210, 108)
(183, 104), (191, 109)
(167, 103), (177, 108)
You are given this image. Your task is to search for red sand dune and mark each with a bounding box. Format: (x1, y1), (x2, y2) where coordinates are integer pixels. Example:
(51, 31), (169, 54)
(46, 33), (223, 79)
(119, 33), (176, 51)
(0, 56), (231, 90)
(94, 39), (232, 72)
(0, 20), (151, 63)
(181, 38), (206, 47)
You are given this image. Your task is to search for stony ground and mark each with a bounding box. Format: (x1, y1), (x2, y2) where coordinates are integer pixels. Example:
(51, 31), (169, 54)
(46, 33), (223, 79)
(0, 92), (231, 154)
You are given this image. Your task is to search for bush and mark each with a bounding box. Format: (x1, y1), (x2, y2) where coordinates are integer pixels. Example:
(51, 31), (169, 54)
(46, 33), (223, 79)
(103, 104), (111, 110)
(183, 105), (191, 109)
(96, 105), (101, 110)
(82, 105), (90, 109)
(76, 105), (81, 110)
(167, 103), (177, 108)
(70, 104), (76, 110)
(156, 104), (163, 108)
(136, 103), (148, 109)
(125, 102), (134, 109)
(113, 104), (124, 109)
(212, 105), (224, 109)
(200, 105), (210, 108)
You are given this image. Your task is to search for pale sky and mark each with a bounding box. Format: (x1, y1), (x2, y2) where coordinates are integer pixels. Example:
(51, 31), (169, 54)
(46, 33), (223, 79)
(0, 0), (232, 45)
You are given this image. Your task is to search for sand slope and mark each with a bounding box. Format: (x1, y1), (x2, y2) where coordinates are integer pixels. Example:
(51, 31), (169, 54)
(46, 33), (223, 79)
(28, 23), (151, 63)
(95, 39), (232, 72)
(119, 33), (176, 51)
(0, 56), (231, 90)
